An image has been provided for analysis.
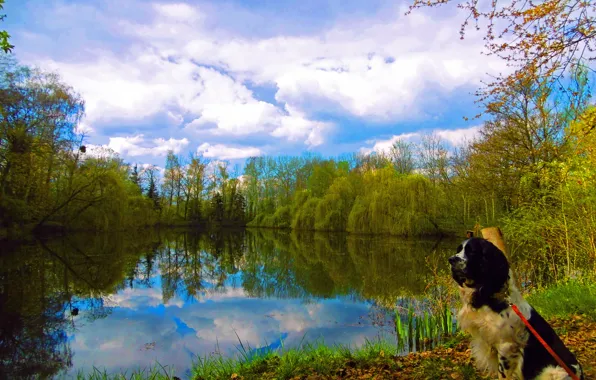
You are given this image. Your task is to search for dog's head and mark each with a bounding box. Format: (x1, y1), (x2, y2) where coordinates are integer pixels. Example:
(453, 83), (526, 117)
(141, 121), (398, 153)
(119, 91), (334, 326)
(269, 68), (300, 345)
(449, 238), (510, 294)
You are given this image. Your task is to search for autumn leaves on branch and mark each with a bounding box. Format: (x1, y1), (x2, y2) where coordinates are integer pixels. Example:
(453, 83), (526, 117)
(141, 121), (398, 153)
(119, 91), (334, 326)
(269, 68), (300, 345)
(408, 0), (595, 116)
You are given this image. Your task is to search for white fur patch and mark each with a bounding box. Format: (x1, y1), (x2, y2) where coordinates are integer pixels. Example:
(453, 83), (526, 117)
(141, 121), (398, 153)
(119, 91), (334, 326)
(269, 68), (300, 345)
(457, 277), (532, 378)
(455, 239), (469, 260)
(536, 365), (573, 379)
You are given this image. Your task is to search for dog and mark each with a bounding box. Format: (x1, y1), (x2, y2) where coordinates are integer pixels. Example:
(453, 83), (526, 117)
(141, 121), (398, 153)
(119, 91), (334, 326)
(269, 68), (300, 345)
(449, 237), (584, 379)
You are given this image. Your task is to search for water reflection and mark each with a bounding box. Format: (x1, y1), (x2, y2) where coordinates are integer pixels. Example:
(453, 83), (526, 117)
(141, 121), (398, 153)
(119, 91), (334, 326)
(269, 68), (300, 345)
(0, 229), (456, 379)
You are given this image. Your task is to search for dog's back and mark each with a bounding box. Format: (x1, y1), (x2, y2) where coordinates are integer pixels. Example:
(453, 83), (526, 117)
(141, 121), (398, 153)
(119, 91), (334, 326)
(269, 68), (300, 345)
(521, 308), (583, 380)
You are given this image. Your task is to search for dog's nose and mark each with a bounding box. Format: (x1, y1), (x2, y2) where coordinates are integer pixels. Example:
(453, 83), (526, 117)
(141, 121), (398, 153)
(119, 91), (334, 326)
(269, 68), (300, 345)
(448, 256), (460, 265)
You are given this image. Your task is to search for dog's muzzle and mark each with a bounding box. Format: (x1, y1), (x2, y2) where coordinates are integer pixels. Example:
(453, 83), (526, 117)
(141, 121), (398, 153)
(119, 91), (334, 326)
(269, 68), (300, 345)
(448, 255), (465, 268)
(449, 255), (467, 285)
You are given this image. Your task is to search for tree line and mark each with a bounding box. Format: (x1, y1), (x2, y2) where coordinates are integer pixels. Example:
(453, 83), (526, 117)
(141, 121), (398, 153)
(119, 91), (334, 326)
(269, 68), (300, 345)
(247, 67), (596, 278)
(0, 55), (247, 234)
(2, 55), (596, 276)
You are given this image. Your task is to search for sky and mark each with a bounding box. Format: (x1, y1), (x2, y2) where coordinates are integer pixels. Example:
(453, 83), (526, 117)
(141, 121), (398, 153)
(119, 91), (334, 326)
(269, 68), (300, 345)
(3, 0), (507, 168)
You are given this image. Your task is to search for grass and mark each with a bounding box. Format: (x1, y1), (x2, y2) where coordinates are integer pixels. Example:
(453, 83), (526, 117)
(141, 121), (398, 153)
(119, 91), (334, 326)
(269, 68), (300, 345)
(526, 278), (596, 320)
(75, 362), (178, 379)
(395, 304), (455, 352)
(192, 336), (401, 380)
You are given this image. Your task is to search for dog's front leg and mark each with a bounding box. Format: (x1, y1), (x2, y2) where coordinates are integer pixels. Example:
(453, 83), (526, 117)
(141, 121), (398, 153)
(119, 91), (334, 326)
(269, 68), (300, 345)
(497, 342), (524, 380)
(470, 337), (499, 376)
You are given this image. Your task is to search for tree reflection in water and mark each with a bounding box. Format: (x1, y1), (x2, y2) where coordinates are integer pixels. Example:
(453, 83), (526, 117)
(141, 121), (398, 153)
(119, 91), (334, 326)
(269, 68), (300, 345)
(0, 229), (454, 378)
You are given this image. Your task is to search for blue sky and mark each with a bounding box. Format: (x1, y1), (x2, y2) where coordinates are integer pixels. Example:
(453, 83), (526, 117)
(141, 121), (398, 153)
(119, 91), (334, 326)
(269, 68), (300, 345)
(3, 0), (506, 168)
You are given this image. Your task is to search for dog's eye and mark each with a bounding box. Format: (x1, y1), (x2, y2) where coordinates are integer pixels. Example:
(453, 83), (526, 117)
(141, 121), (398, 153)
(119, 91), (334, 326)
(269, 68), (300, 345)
(456, 244), (463, 252)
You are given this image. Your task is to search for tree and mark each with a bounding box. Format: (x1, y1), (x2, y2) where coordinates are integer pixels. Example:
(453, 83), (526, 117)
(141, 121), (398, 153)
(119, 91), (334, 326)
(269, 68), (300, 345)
(462, 68), (592, 209)
(184, 153), (206, 221)
(388, 139), (416, 175)
(163, 151), (182, 213)
(143, 165), (161, 210)
(0, 1), (14, 53)
(418, 132), (449, 185)
(129, 164), (142, 193)
(307, 160), (338, 198)
(407, 0), (596, 113)
(230, 191), (247, 224)
(243, 157), (261, 219)
(210, 192), (224, 225)
(0, 59), (85, 226)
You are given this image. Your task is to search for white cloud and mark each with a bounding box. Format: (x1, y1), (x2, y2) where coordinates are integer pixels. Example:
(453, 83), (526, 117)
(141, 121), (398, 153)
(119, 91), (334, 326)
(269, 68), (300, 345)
(38, 53), (199, 125)
(436, 125), (482, 146)
(360, 125), (481, 154)
(165, 5), (509, 120)
(197, 143), (262, 160)
(18, 0), (517, 164)
(82, 144), (119, 159)
(166, 111), (184, 126)
(185, 67), (278, 130)
(360, 132), (419, 155)
(104, 287), (185, 309)
(270, 105), (333, 147)
(75, 121), (94, 135)
(153, 2), (203, 22)
(88, 134), (189, 157)
(26, 0), (509, 152)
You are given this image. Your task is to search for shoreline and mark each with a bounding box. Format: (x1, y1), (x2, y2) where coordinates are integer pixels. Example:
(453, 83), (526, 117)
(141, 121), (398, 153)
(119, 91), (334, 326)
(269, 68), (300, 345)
(76, 313), (595, 380)
(75, 279), (596, 380)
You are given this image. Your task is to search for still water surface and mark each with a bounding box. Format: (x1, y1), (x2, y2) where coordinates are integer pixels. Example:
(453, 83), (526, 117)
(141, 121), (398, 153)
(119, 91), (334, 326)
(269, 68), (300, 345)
(0, 229), (458, 379)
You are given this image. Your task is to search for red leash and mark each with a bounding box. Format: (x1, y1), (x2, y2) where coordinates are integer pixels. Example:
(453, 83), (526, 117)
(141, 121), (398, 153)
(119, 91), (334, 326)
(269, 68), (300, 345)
(510, 303), (580, 380)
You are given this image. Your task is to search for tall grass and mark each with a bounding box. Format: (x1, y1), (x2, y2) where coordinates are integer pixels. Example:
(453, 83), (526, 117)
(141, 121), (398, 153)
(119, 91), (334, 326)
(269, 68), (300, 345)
(392, 251), (460, 353)
(395, 303), (456, 353)
(75, 363), (178, 379)
(192, 336), (399, 380)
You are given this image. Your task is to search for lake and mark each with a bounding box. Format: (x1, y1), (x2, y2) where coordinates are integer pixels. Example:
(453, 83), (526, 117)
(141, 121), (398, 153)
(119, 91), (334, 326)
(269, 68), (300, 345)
(0, 228), (459, 379)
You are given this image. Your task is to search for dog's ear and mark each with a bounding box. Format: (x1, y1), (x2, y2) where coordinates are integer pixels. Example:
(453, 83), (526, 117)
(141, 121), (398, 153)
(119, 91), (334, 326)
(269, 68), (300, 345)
(471, 239), (510, 310)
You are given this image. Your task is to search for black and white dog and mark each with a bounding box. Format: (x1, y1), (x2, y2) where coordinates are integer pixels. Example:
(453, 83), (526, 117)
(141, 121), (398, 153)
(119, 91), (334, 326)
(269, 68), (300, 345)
(449, 238), (584, 380)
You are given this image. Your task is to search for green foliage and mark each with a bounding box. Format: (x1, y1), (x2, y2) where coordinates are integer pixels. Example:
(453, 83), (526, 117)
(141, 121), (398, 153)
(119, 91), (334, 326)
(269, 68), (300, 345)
(346, 170), (440, 236)
(499, 106), (596, 284)
(270, 205), (292, 228)
(0, 1), (13, 53)
(314, 176), (356, 231)
(526, 279), (596, 320)
(0, 58), (248, 232)
(307, 160), (341, 197)
(192, 336), (399, 380)
(292, 197), (321, 230)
